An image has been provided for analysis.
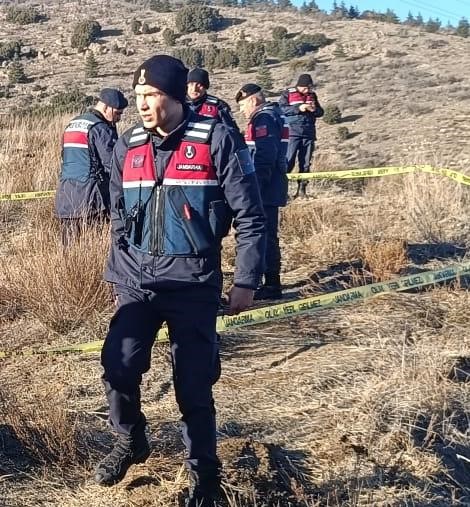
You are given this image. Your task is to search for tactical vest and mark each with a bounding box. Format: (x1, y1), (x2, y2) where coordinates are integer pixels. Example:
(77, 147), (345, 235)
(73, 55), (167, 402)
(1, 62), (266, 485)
(244, 104), (289, 152)
(287, 87), (314, 106)
(198, 95), (219, 118)
(121, 118), (230, 256)
(59, 112), (104, 183)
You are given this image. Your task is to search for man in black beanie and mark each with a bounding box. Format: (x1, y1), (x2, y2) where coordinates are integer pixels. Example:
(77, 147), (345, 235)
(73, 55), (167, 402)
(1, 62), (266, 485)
(55, 88), (128, 245)
(279, 73), (324, 198)
(187, 67), (238, 128)
(93, 55), (266, 507)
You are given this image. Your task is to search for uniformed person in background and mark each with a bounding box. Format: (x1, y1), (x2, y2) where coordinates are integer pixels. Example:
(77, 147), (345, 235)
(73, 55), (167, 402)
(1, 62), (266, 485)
(186, 67), (238, 129)
(279, 74), (323, 198)
(55, 88), (128, 245)
(236, 83), (289, 300)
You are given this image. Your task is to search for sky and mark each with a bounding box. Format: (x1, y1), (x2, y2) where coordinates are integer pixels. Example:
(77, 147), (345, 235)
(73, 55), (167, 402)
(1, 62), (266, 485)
(293, 0), (470, 25)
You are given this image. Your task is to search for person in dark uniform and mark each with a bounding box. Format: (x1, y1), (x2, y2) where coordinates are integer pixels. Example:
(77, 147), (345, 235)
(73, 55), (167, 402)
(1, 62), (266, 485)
(186, 67), (238, 128)
(93, 55), (266, 507)
(55, 88), (128, 245)
(236, 83), (289, 300)
(279, 74), (323, 198)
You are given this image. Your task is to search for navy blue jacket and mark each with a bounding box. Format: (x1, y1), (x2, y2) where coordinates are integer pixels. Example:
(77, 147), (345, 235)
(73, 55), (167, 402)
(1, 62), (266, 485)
(105, 109), (266, 292)
(187, 93), (238, 130)
(245, 102), (288, 208)
(55, 109), (117, 218)
(278, 88), (324, 139)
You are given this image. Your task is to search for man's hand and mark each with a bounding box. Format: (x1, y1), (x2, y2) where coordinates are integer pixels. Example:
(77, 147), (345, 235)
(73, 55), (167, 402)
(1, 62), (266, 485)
(226, 286), (254, 315)
(298, 104), (309, 112)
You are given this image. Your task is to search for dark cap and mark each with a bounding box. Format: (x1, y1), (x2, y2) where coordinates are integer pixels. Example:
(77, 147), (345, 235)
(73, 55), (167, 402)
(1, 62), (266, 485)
(132, 55), (188, 103)
(187, 67), (210, 89)
(98, 88), (128, 109)
(235, 83), (262, 103)
(296, 74), (314, 87)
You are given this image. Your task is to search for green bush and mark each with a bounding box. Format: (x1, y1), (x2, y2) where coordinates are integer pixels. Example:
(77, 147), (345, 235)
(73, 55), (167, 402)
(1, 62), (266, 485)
(237, 40), (265, 71)
(323, 104), (342, 125)
(272, 26), (288, 40)
(5, 6), (42, 25)
(205, 46), (238, 70)
(0, 41), (21, 62)
(130, 19), (142, 35)
(84, 52), (98, 78)
(148, 0), (171, 12)
(332, 43), (346, 58)
(289, 55), (316, 72)
(173, 47), (204, 67)
(8, 60), (27, 84)
(175, 5), (222, 34)
(162, 28), (177, 46)
(337, 126), (349, 140)
(71, 19), (102, 51)
(256, 62), (273, 90)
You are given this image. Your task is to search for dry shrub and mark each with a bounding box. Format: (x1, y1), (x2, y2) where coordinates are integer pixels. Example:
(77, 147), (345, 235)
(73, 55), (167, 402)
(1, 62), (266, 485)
(0, 114), (63, 194)
(0, 385), (89, 468)
(361, 238), (408, 281)
(1, 218), (112, 333)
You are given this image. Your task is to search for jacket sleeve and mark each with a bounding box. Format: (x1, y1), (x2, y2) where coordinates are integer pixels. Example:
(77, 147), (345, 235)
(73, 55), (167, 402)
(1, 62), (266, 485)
(218, 101), (240, 131)
(279, 89), (300, 117)
(89, 123), (118, 176)
(312, 92), (324, 118)
(108, 135), (128, 241)
(252, 113), (279, 191)
(211, 124), (266, 289)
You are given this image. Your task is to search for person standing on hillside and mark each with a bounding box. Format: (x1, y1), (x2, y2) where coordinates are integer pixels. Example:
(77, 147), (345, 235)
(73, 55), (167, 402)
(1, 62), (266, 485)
(236, 83), (289, 300)
(55, 88), (128, 246)
(279, 74), (323, 198)
(93, 55), (266, 506)
(186, 67), (238, 129)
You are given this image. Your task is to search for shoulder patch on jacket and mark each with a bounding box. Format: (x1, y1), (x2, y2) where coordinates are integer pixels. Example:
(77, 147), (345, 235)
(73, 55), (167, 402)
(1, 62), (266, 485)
(184, 118), (217, 143)
(254, 125), (268, 138)
(128, 126), (149, 147)
(235, 148), (255, 175)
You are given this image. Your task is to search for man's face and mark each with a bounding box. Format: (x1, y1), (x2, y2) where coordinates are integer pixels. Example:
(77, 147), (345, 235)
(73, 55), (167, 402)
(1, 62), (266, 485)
(187, 82), (206, 100)
(135, 84), (177, 130)
(297, 86), (310, 95)
(102, 105), (123, 124)
(238, 95), (256, 119)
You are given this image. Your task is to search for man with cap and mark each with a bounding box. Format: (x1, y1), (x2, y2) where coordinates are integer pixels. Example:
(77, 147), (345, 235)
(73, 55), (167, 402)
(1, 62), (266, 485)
(279, 74), (324, 198)
(93, 55), (265, 506)
(236, 83), (289, 300)
(187, 67), (238, 128)
(55, 88), (128, 245)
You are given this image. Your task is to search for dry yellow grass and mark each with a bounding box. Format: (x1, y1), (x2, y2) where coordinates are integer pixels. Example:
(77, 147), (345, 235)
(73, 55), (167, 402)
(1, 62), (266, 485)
(1, 5), (470, 504)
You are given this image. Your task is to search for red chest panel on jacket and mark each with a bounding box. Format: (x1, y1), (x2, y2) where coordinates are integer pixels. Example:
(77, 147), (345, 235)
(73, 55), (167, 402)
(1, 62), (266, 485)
(287, 91), (314, 105)
(165, 141), (217, 183)
(122, 143), (156, 188)
(199, 102), (219, 118)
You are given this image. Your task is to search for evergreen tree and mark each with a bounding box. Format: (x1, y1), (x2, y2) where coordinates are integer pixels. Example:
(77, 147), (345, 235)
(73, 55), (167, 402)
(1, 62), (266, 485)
(415, 12), (424, 26)
(425, 17), (441, 33)
(8, 58), (27, 84)
(339, 1), (348, 17)
(85, 51), (98, 78)
(456, 17), (469, 37)
(331, 0), (338, 14)
(332, 43), (346, 58)
(256, 61), (273, 90)
(383, 8), (399, 24)
(405, 11), (415, 25)
(348, 5), (359, 18)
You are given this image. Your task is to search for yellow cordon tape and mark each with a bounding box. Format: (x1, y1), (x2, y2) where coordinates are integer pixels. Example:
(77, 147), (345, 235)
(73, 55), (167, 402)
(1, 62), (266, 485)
(1, 165), (470, 202)
(0, 190), (55, 202)
(1, 261), (469, 359)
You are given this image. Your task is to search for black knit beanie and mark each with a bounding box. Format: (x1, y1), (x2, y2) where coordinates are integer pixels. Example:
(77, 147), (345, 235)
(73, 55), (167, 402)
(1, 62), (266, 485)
(296, 74), (314, 87)
(187, 68), (210, 89)
(132, 55), (188, 103)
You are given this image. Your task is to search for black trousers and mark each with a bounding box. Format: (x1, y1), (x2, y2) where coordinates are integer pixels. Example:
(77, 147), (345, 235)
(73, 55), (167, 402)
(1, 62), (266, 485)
(286, 136), (315, 191)
(101, 284), (221, 475)
(264, 205), (281, 278)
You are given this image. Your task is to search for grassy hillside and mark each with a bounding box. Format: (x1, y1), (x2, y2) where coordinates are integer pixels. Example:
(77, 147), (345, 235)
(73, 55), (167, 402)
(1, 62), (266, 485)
(0, 2), (469, 506)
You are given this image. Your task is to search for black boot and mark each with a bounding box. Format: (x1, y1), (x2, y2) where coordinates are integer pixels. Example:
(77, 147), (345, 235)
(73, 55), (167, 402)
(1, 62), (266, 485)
(186, 469), (221, 507)
(254, 274), (282, 300)
(94, 429), (150, 486)
(299, 181), (307, 198)
(292, 181), (301, 199)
